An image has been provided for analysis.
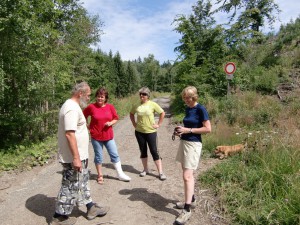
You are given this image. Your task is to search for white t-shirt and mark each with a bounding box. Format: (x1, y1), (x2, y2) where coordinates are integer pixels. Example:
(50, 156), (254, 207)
(57, 99), (89, 163)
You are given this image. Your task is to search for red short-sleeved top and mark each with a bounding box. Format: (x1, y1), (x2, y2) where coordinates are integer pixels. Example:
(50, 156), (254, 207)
(83, 103), (119, 141)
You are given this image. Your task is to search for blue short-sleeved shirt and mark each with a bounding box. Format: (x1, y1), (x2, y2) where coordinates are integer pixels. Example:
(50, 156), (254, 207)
(181, 103), (209, 142)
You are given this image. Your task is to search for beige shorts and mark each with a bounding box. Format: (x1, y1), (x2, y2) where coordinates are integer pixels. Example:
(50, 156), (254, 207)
(176, 140), (202, 170)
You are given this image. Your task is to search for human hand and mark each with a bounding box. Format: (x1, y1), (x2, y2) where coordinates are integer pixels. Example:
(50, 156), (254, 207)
(105, 121), (112, 127)
(152, 124), (160, 129)
(175, 126), (185, 135)
(72, 158), (82, 172)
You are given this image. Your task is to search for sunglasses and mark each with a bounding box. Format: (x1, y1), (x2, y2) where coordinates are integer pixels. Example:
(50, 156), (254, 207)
(140, 93), (148, 96)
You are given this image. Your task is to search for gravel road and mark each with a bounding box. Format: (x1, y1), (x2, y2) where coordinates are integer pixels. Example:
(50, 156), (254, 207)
(0, 96), (226, 225)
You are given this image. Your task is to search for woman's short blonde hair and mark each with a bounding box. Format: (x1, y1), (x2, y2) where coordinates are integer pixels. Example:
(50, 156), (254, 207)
(181, 86), (198, 101)
(139, 87), (151, 97)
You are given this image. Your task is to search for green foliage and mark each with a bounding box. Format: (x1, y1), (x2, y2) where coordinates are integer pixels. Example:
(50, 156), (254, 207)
(138, 54), (161, 92)
(276, 18), (300, 50)
(0, 136), (56, 172)
(218, 92), (282, 127)
(173, 0), (230, 98)
(125, 61), (140, 94)
(110, 94), (140, 118)
(201, 143), (300, 225)
(215, 0), (280, 44)
(0, 0), (102, 148)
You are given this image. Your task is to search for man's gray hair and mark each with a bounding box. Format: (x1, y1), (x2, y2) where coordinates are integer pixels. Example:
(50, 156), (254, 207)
(72, 82), (89, 95)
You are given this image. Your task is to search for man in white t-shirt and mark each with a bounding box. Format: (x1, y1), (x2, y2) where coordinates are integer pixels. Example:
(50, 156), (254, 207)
(51, 82), (110, 225)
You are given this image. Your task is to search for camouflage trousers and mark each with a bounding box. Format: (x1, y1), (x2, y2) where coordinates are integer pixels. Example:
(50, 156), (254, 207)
(55, 160), (93, 215)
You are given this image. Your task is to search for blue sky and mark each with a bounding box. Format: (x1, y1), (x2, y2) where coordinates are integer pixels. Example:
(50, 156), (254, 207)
(82, 0), (300, 63)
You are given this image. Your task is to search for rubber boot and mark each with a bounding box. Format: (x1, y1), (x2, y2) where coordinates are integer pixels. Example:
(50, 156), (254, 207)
(113, 161), (131, 181)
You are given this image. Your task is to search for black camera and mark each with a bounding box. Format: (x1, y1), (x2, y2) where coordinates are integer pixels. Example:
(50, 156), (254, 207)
(172, 127), (180, 140)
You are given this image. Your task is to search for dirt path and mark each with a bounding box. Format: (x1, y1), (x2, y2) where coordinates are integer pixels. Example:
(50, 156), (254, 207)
(0, 96), (224, 225)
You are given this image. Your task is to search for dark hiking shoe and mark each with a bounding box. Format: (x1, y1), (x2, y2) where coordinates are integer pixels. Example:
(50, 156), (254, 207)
(50, 215), (77, 225)
(87, 203), (110, 220)
(175, 209), (192, 225)
(175, 200), (196, 209)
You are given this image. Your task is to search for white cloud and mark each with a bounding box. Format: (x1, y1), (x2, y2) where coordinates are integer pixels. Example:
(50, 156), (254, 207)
(82, 0), (197, 63)
(82, 0), (300, 63)
(274, 0), (300, 29)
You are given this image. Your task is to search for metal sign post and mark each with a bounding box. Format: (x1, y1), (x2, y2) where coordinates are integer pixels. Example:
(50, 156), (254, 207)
(224, 62), (236, 96)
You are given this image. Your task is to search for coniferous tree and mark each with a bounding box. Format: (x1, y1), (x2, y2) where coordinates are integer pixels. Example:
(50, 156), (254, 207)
(125, 61), (140, 94)
(173, 0), (227, 97)
(113, 52), (127, 97)
(141, 54), (160, 92)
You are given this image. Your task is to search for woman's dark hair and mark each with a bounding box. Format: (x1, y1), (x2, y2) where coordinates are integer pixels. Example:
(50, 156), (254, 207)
(95, 87), (109, 103)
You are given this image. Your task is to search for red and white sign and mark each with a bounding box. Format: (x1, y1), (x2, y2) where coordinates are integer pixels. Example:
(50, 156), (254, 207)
(224, 62), (236, 75)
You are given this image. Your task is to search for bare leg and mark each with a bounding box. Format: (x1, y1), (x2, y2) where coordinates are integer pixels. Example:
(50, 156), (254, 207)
(141, 157), (148, 171)
(154, 159), (163, 174)
(182, 167), (194, 204)
(95, 164), (104, 184)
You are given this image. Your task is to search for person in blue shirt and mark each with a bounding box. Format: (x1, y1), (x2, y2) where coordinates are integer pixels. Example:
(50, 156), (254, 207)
(173, 86), (211, 225)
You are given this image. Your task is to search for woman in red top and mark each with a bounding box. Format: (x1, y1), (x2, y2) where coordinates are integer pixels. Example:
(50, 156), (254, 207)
(83, 87), (131, 184)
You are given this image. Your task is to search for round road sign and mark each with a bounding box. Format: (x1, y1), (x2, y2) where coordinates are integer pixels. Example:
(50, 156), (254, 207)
(224, 62), (236, 75)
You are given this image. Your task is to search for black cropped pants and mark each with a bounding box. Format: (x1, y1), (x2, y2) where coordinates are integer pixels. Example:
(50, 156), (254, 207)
(135, 130), (161, 161)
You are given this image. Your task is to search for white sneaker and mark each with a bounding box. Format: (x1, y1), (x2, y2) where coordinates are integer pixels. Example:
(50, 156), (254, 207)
(175, 209), (192, 225)
(118, 173), (131, 182)
(139, 170), (149, 177)
(159, 173), (167, 180)
(113, 161), (131, 182)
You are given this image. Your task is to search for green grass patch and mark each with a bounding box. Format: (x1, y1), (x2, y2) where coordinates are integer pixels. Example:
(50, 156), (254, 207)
(0, 135), (57, 172)
(201, 144), (300, 225)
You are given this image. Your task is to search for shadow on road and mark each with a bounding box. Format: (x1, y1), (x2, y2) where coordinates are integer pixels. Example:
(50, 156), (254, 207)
(119, 188), (179, 216)
(26, 194), (87, 224)
(25, 194), (56, 224)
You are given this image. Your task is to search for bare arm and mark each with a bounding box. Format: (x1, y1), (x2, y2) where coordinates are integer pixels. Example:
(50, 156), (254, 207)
(65, 130), (82, 172)
(176, 120), (212, 135)
(193, 120), (212, 134)
(130, 113), (136, 128)
(105, 119), (118, 127)
(153, 111), (165, 129)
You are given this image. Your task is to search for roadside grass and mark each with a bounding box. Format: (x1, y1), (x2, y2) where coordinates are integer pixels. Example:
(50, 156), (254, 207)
(0, 136), (56, 172)
(190, 91), (300, 225)
(110, 91), (169, 118)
